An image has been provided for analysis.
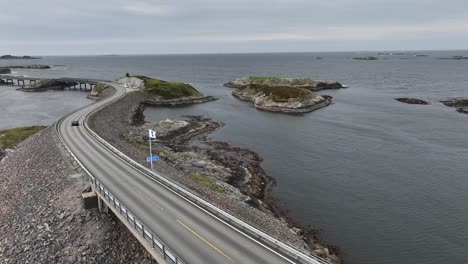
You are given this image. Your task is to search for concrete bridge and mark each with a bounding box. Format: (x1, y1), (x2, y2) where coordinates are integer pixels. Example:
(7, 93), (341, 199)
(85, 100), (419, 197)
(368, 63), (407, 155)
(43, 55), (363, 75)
(0, 75), (105, 91)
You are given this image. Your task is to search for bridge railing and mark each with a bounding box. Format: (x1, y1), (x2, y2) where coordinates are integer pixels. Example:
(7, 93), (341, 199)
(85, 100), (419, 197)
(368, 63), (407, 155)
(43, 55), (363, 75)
(55, 111), (186, 264)
(82, 83), (330, 264)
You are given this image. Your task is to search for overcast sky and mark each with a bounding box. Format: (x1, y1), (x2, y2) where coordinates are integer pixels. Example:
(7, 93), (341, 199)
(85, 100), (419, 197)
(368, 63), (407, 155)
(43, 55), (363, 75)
(1, 0), (468, 55)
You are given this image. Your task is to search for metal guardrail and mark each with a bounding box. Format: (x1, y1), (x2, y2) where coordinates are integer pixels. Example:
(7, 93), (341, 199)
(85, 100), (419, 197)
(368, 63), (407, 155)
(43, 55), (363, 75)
(80, 83), (330, 264)
(55, 110), (186, 264)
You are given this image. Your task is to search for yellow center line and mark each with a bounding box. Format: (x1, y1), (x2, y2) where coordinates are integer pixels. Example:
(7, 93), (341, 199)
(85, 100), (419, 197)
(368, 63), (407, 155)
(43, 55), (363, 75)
(177, 219), (236, 263)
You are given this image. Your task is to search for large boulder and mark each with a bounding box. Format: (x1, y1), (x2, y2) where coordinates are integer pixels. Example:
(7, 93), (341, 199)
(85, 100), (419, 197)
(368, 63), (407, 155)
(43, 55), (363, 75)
(0, 147), (6, 160)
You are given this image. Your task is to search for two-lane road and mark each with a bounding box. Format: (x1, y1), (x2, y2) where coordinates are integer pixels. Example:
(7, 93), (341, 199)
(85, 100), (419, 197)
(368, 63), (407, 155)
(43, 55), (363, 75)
(58, 83), (312, 264)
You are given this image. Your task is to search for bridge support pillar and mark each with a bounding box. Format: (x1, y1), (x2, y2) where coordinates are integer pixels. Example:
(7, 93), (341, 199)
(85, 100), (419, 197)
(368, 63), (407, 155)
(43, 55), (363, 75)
(97, 196), (109, 213)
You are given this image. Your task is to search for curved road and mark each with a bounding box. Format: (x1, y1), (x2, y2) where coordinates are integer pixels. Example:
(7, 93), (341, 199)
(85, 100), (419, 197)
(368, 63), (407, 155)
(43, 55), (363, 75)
(59, 83), (310, 264)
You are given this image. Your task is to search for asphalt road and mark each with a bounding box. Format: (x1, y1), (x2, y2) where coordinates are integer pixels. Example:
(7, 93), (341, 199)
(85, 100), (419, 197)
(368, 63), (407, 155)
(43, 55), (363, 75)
(58, 83), (301, 264)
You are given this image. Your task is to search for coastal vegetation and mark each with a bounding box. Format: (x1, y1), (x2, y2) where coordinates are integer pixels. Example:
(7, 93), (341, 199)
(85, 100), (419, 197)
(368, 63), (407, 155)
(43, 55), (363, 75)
(248, 84), (312, 103)
(134, 75), (202, 99)
(247, 76), (313, 86)
(191, 172), (225, 192)
(0, 126), (47, 149)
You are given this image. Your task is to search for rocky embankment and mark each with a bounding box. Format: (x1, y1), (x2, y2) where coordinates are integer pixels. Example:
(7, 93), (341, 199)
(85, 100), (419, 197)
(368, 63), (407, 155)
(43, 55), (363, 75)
(224, 76), (345, 91)
(90, 90), (341, 263)
(0, 127), (151, 263)
(395, 98), (429, 105)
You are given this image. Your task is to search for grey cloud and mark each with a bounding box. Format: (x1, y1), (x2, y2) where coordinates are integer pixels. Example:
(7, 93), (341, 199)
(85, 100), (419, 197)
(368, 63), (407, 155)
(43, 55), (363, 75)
(1, 0), (468, 55)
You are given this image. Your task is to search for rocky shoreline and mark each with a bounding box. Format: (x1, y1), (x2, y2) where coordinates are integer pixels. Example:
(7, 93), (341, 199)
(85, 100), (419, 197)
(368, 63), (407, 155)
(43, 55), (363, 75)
(90, 89), (341, 263)
(144, 95), (217, 106)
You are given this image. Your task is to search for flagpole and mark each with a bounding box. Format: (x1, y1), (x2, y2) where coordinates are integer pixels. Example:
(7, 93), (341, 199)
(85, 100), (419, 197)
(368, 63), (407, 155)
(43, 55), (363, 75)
(149, 135), (153, 170)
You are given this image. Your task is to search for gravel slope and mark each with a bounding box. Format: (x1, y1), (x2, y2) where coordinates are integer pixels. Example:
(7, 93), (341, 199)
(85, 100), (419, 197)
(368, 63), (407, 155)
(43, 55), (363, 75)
(0, 127), (150, 263)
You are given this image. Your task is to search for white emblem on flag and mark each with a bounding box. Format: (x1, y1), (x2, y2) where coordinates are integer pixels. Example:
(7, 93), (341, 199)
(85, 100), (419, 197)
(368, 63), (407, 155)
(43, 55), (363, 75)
(149, 129), (157, 139)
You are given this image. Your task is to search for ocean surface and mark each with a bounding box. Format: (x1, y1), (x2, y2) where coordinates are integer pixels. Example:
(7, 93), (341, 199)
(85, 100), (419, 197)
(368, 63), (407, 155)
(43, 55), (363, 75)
(1, 51), (467, 264)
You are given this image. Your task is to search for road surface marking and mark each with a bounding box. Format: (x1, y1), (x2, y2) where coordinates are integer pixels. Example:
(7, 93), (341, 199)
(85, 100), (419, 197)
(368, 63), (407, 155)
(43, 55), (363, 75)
(177, 219), (236, 263)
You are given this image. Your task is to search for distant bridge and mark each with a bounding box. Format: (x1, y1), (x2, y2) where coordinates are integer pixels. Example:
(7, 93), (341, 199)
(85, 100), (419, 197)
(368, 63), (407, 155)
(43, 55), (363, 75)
(0, 75), (110, 91)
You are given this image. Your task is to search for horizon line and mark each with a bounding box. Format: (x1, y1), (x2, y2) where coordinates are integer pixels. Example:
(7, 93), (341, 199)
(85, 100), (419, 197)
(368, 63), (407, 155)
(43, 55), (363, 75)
(6, 48), (468, 57)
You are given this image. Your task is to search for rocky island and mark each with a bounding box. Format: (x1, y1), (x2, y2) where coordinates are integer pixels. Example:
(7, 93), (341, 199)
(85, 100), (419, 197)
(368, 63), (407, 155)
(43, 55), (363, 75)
(3, 64), (51, 69)
(353, 56), (379, 60)
(120, 75), (217, 105)
(224, 76), (345, 91)
(223, 77), (344, 114)
(0, 55), (41, 59)
(395, 98), (430, 105)
(0, 68), (11, 74)
(440, 98), (468, 114)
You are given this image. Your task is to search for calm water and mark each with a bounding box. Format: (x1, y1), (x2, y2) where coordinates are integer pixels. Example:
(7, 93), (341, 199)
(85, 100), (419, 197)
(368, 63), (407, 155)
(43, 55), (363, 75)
(1, 52), (467, 264)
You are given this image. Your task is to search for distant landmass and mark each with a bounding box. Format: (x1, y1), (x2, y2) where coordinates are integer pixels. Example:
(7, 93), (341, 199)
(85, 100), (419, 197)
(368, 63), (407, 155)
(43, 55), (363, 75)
(0, 55), (41, 60)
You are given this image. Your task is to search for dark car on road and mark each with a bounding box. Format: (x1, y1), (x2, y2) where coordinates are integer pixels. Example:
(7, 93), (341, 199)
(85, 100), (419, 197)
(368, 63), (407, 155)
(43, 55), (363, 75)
(71, 121), (79, 126)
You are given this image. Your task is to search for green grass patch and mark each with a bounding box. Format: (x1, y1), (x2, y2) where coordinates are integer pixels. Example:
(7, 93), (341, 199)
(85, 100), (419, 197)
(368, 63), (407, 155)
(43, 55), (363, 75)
(191, 172), (225, 192)
(134, 75), (202, 99)
(249, 84), (312, 103)
(126, 137), (172, 157)
(248, 76), (314, 85)
(94, 83), (106, 94)
(127, 137), (150, 150)
(0, 126), (47, 149)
